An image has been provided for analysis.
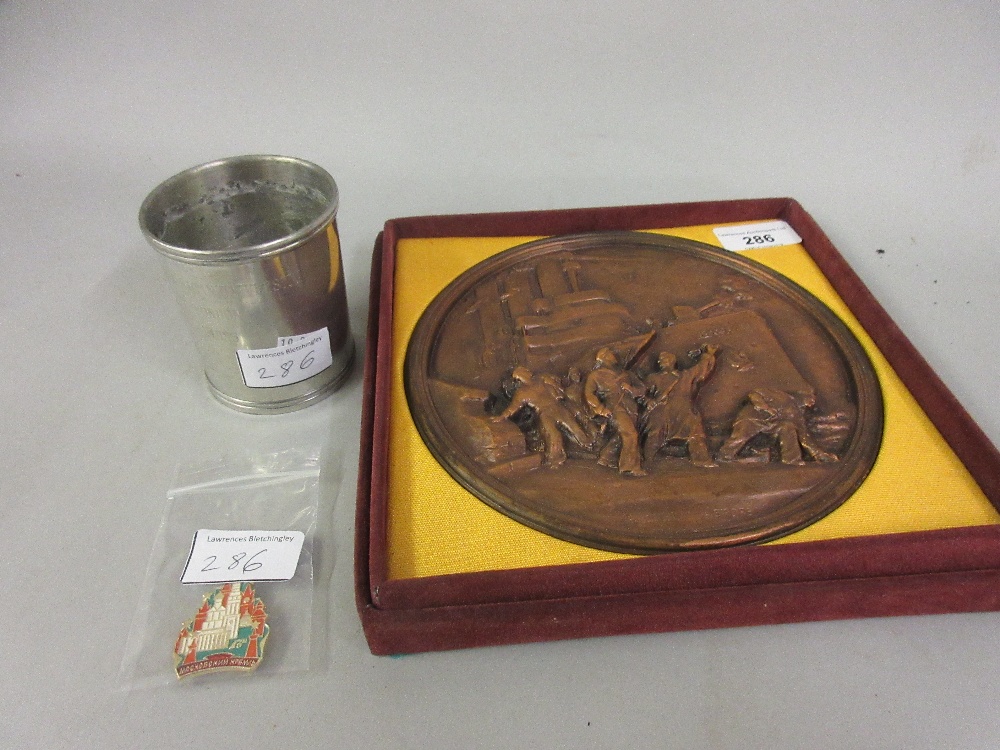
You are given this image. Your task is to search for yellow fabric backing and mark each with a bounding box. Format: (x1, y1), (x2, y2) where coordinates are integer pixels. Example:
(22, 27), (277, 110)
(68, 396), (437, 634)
(387, 223), (999, 580)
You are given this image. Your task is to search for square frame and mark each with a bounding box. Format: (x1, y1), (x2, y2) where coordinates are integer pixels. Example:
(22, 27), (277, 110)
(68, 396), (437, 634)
(355, 198), (1000, 655)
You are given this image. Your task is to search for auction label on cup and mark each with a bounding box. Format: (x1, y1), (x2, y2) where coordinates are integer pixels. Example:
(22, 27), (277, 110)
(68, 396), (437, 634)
(237, 326), (333, 388)
(181, 529), (305, 584)
(713, 220), (803, 252)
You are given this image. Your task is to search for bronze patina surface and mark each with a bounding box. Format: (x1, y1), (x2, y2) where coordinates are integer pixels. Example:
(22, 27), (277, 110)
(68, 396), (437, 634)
(404, 232), (883, 553)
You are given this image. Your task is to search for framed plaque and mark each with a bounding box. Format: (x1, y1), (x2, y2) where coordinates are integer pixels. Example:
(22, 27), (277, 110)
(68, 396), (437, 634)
(356, 198), (1000, 655)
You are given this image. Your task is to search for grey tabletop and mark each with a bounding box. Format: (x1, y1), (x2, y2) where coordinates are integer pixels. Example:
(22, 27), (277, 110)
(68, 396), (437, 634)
(3, 2), (999, 748)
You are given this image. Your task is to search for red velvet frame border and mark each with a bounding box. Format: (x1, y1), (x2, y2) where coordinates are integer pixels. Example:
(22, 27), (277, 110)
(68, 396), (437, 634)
(355, 198), (1000, 655)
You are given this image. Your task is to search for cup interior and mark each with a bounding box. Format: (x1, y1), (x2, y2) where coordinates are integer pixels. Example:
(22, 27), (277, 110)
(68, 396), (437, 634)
(140, 156), (337, 260)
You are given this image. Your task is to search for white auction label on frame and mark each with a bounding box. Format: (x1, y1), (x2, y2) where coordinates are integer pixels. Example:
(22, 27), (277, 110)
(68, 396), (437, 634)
(713, 220), (803, 252)
(181, 529), (306, 584)
(236, 326), (333, 388)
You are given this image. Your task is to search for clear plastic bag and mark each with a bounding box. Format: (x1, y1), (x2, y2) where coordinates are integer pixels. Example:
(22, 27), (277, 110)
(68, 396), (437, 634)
(120, 447), (327, 690)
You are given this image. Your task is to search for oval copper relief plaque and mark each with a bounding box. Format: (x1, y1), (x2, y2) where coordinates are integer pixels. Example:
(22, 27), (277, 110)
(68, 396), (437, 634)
(405, 232), (883, 553)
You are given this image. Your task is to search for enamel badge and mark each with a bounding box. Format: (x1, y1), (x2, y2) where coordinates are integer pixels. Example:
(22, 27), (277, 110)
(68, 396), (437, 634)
(173, 582), (269, 679)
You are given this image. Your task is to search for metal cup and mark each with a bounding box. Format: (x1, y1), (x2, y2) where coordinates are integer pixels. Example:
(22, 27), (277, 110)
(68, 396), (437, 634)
(139, 155), (354, 414)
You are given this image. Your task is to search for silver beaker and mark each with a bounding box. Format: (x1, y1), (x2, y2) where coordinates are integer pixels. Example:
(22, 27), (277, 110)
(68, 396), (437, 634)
(139, 155), (354, 413)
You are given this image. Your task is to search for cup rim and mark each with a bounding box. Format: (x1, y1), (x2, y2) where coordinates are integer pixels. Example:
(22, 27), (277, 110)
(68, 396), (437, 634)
(138, 154), (339, 265)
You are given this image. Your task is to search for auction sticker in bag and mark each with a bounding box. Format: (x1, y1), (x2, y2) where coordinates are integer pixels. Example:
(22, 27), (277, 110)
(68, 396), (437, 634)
(181, 529), (305, 584)
(236, 327), (334, 388)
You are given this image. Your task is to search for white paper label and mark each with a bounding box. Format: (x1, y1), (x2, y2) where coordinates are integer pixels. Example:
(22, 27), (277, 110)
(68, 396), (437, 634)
(237, 326), (333, 388)
(181, 529), (305, 584)
(713, 220), (803, 252)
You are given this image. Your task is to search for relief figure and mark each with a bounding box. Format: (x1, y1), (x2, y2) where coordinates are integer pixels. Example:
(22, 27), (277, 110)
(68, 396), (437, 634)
(641, 344), (720, 468)
(493, 366), (592, 468)
(584, 348), (647, 476)
(718, 387), (838, 465)
(562, 366), (600, 442)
